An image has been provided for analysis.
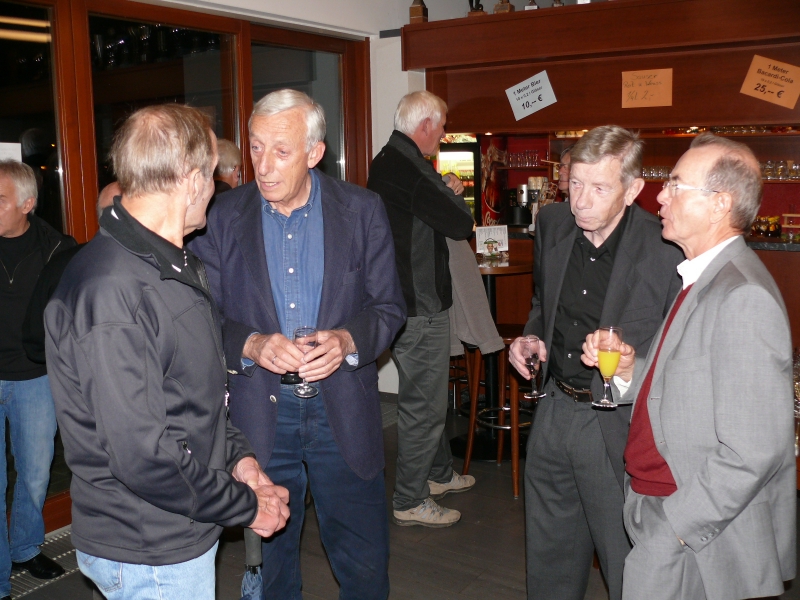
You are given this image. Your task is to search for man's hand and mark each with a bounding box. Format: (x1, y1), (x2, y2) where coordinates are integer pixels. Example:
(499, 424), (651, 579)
(243, 333), (304, 374)
(581, 330), (635, 382)
(443, 173), (465, 196)
(298, 329), (356, 382)
(232, 456), (271, 489)
(509, 336), (548, 380)
(248, 483), (290, 538)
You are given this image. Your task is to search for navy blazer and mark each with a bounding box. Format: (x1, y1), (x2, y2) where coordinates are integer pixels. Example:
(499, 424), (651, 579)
(189, 170), (406, 480)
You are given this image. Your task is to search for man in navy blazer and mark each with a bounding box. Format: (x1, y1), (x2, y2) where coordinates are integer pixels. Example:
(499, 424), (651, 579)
(190, 89), (405, 600)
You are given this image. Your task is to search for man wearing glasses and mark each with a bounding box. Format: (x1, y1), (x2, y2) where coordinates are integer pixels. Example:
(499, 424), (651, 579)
(557, 144), (574, 202)
(585, 133), (796, 600)
(508, 125), (683, 600)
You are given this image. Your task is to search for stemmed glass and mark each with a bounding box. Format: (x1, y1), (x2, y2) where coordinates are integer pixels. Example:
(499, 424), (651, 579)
(520, 335), (546, 400)
(592, 327), (623, 409)
(293, 326), (318, 399)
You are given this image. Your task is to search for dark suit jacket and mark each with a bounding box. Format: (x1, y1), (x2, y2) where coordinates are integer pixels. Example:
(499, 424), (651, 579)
(524, 202), (683, 487)
(189, 171), (406, 480)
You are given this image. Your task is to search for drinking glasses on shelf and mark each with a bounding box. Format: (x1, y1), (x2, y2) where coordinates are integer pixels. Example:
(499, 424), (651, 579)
(592, 327), (623, 409)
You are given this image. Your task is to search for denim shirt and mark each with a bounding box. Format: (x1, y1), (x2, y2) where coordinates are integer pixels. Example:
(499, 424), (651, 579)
(261, 170), (324, 338)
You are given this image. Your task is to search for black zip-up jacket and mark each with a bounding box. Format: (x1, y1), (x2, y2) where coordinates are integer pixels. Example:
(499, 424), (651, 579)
(368, 131), (474, 317)
(45, 201), (258, 565)
(0, 214), (75, 380)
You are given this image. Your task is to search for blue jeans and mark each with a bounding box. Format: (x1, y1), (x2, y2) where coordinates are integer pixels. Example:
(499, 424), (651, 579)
(0, 376), (57, 596)
(77, 541), (218, 600)
(261, 387), (389, 600)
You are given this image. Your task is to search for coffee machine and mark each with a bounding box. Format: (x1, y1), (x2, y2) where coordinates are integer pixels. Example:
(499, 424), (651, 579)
(505, 184), (533, 225)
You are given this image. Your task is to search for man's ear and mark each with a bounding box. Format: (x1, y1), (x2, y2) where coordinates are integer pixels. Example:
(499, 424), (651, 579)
(187, 169), (203, 205)
(20, 196), (36, 215)
(710, 191), (733, 224)
(623, 178), (645, 206)
(307, 141), (326, 169)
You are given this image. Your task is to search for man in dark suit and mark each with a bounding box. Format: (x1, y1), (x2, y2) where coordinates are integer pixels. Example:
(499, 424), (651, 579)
(508, 125), (684, 600)
(190, 89), (405, 600)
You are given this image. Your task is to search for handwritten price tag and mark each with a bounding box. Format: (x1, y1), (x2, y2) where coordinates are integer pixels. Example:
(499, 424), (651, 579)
(740, 55), (800, 110)
(505, 71), (557, 121)
(621, 69), (673, 108)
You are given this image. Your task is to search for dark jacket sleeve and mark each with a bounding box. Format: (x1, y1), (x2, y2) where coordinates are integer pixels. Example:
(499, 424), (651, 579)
(22, 245), (82, 364)
(523, 209), (545, 337)
(408, 176), (474, 240)
(339, 195), (406, 370)
(45, 291), (257, 527)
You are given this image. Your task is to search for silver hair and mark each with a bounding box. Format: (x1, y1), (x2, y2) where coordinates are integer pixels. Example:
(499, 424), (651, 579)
(570, 125), (644, 188)
(690, 133), (763, 232)
(215, 139), (242, 176)
(250, 89), (326, 151)
(394, 91), (447, 137)
(0, 159), (38, 210)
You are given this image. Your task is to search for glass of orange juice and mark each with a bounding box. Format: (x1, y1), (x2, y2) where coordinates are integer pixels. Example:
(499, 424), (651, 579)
(592, 327), (623, 409)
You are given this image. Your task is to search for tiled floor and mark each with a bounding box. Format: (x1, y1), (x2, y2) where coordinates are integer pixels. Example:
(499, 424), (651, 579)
(21, 395), (800, 599)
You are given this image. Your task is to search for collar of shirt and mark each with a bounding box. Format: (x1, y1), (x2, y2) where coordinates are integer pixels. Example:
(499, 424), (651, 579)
(260, 169), (325, 338)
(676, 235), (739, 289)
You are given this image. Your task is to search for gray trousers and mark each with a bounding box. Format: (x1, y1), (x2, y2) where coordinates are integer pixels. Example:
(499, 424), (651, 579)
(392, 312), (453, 511)
(622, 490), (706, 600)
(525, 380), (631, 600)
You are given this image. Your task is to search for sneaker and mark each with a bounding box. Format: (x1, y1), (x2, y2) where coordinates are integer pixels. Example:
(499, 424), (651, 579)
(393, 497), (461, 528)
(428, 472), (475, 499)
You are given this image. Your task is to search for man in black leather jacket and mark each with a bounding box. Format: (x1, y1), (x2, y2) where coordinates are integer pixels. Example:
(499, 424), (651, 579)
(44, 105), (289, 600)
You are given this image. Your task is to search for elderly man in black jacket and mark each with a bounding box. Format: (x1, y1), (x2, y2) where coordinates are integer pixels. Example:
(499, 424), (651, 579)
(369, 91), (476, 528)
(0, 159), (75, 599)
(45, 105), (289, 600)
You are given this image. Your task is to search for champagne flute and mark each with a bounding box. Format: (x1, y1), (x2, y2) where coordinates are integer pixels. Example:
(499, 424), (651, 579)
(520, 335), (546, 400)
(592, 327), (623, 409)
(293, 326), (319, 399)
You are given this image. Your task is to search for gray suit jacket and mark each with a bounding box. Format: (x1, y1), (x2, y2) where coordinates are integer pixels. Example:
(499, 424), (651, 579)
(626, 236), (796, 599)
(524, 202), (683, 487)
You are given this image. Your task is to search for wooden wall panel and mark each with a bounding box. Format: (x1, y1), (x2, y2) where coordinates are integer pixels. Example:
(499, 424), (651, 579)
(403, 0), (800, 71)
(429, 43), (800, 135)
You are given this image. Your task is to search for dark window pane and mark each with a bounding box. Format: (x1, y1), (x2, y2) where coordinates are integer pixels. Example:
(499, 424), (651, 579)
(89, 16), (236, 188)
(251, 44), (343, 180)
(0, 1), (64, 232)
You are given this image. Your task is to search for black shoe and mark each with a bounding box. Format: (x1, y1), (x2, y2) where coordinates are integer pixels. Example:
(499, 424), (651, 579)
(11, 553), (64, 579)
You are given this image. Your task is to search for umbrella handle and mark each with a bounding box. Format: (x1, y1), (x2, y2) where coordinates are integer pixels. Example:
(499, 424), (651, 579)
(244, 528), (263, 567)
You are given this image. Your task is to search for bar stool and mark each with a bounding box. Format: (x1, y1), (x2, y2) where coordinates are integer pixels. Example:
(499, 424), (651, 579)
(448, 354), (469, 412)
(462, 324), (535, 498)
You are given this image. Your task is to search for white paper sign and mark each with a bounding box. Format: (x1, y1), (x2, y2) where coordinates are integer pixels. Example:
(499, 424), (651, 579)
(476, 225), (509, 253)
(505, 71), (557, 121)
(0, 143), (22, 162)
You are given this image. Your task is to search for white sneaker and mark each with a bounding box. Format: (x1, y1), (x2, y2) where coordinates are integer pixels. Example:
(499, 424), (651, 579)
(392, 497), (461, 528)
(428, 472), (476, 499)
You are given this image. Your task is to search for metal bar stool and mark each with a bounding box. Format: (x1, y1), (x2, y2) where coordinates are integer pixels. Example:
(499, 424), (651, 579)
(463, 325), (535, 498)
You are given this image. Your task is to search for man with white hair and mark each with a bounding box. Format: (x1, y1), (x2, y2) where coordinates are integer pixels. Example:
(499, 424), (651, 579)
(584, 133), (796, 600)
(213, 138), (242, 194)
(368, 91), (476, 527)
(0, 159), (75, 599)
(191, 89), (405, 599)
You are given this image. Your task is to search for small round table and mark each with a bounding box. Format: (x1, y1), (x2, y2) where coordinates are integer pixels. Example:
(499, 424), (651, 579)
(450, 254), (533, 461)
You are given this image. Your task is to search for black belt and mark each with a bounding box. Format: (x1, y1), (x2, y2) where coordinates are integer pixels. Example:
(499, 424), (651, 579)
(555, 379), (594, 403)
(280, 373), (303, 385)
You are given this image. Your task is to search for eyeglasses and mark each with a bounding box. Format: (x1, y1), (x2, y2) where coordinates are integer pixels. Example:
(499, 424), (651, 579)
(558, 163), (570, 170)
(661, 180), (720, 196)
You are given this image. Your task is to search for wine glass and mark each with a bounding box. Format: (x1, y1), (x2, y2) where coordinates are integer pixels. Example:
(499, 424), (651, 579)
(592, 327), (623, 409)
(520, 335), (546, 400)
(293, 326), (319, 399)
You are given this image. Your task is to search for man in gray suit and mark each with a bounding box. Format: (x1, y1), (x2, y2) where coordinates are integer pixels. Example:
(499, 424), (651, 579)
(509, 125), (683, 600)
(584, 133), (796, 600)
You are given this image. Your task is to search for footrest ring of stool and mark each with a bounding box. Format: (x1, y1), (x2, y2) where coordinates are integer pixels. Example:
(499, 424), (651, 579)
(475, 406), (534, 431)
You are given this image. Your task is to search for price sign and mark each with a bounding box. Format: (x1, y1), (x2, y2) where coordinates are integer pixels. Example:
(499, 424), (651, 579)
(621, 69), (673, 108)
(505, 70), (557, 121)
(740, 55), (800, 110)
